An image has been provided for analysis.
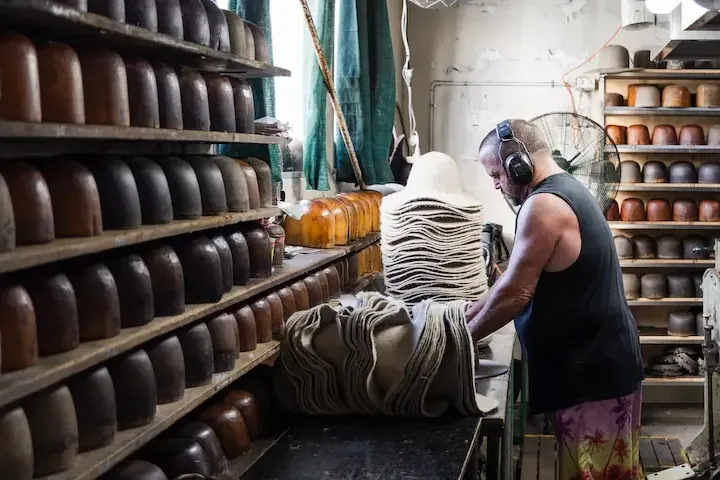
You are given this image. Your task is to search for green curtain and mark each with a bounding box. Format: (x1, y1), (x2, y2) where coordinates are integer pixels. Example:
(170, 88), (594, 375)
(334, 0), (396, 185)
(302, 0), (335, 191)
(220, 0), (281, 184)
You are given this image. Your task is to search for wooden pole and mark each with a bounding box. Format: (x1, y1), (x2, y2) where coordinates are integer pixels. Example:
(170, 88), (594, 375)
(298, 0), (367, 189)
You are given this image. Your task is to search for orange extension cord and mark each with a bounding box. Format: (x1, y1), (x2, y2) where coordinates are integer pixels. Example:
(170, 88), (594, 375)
(562, 25), (623, 113)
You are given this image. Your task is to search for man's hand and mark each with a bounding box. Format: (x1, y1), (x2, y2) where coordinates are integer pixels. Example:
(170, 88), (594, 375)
(466, 292), (489, 322)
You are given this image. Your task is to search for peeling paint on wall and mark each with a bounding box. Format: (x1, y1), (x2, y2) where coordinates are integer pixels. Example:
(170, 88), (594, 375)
(465, 0), (497, 14)
(547, 48), (587, 69)
(478, 49), (502, 63)
(445, 49), (501, 76)
(445, 64), (475, 75)
(558, 0), (591, 22)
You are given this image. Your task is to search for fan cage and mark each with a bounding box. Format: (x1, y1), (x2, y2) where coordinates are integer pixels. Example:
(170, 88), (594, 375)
(504, 112), (620, 216)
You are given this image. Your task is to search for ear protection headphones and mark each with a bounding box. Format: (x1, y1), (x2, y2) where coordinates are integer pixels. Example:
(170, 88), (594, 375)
(495, 120), (534, 185)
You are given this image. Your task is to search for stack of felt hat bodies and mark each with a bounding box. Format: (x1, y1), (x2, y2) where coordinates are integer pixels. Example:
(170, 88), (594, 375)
(273, 292), (499, 417)
(381, 152), (488, 308)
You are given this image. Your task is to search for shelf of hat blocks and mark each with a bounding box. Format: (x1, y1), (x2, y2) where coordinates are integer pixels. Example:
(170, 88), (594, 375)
(35, 341), (281, 480)
(0, 0), (291, 78)
(21, 241), (381, 480)
(0, 243), (364, 411)
(0, 207), (282, 275)
(0, 233), (380, 410)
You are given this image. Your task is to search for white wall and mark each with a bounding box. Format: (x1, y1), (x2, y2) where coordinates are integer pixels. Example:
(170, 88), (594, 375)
(406, 0), (665, 239)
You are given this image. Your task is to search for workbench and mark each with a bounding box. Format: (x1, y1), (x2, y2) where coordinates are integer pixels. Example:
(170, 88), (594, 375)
(237, 323), (517, 479)
(478, 323), (518, 480)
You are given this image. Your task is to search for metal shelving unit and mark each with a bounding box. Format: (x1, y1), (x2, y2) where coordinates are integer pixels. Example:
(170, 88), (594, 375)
(602, 69), (717, 398)
(0, 3), (385, 479)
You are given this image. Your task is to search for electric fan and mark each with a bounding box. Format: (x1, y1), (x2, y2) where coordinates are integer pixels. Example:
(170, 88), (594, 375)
(502, 112), (620, 216)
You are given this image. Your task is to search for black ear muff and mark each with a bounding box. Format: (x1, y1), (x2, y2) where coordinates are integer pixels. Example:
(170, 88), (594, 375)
(496, 120), (534, 186)
(505, 152), (534, 185)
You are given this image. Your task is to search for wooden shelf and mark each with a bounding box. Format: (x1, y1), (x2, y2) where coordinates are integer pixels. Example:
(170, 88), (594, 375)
(610, 183), (720, 192)
(0, 247), (352, 409)
(38, 341), (280, 480)
(0, 207), (281, 274)
(0, 0), (290, 78)
(640, 336), (704, 345)
(0, 121), (289, 145)
(605, 107), (720, 117)
(610, 145), (720, 154)
(345, 273), (383, 294)
(286, 232), (381, 255)
(602, 69), (720, 80)
(220, 432), (288, 480)
(627, 298), (702, 307)
(643, 377), (703, 387)
(608, 221), (720, 230)
(619, 259), (714, 268)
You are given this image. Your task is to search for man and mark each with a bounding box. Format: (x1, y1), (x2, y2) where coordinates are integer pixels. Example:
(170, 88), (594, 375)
(467, 119), (645, 480)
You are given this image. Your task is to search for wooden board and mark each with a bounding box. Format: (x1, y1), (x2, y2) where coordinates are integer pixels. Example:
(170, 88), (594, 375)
(0, 121), (290, 145)
(640, 437), (660, 473)
(603, 69), (720, 80)
(220, 432), (289, 480)
(538, 436), (556, 480)
(0, 207), (281, 274)
(640, 336), (704, 345)
(38, 341), (280, 480)
(521, 436), (540, 480)
(627, 298), (702, 307)
(606, 107), (720, 117)
(612, 146), (720, 154)
(610, 183), (720, 192)
(667, 438), (687, 465)
(0, 248), (348, 409)
(609, 221), (720, 230)
(652, 438), (677, 470)
(643, 377), (704, 386)
(619, 259), (714, 268)
(0, 0), (290, 77)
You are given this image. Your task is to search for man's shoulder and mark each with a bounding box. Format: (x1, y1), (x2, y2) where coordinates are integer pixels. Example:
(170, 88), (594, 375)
(520, 192), (577, 226)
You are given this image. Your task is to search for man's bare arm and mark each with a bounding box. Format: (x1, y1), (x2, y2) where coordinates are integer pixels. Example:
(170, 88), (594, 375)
(467, 193), (569, 340)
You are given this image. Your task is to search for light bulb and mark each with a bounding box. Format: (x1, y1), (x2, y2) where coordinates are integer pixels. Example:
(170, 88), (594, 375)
(644, 0), (681, 14)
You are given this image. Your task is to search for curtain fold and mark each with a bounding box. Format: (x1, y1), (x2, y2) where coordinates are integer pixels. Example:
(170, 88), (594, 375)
(334, 0), (396, 186)
(220, 0), (281, 184)
(302, 0), (335, 191)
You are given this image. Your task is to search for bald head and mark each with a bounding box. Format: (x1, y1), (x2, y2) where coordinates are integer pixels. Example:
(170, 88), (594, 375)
(479, 119), (551, 166)
(477, 119), (560, 207)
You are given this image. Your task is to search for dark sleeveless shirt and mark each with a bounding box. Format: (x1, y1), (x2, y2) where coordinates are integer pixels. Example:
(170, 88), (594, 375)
(514, 173), (644, 414)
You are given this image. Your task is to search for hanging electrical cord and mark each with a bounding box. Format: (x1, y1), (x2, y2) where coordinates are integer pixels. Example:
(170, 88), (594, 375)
(401, 0), (421, 161)
(561, 24), (623, 114)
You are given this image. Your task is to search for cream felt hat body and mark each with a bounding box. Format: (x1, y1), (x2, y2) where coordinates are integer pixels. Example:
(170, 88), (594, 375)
(381, 151), (480, 212)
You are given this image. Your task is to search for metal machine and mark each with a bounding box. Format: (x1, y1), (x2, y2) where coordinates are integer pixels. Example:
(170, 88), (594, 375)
(649, 239), (720, 480)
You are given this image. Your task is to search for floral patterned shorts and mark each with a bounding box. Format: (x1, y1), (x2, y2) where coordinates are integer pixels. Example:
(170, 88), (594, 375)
(552, 389), (644, 480)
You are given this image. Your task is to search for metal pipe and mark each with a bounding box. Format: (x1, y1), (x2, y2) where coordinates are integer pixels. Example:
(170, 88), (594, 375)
(427, 80), (561, 151)
(705, 318), (716, 468)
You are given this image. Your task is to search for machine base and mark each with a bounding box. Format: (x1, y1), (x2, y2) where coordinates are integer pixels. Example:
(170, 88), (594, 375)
(647, 464), (696, 480)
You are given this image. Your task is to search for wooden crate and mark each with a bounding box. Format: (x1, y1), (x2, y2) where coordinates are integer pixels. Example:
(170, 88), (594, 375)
(520, 435), (688, 479)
